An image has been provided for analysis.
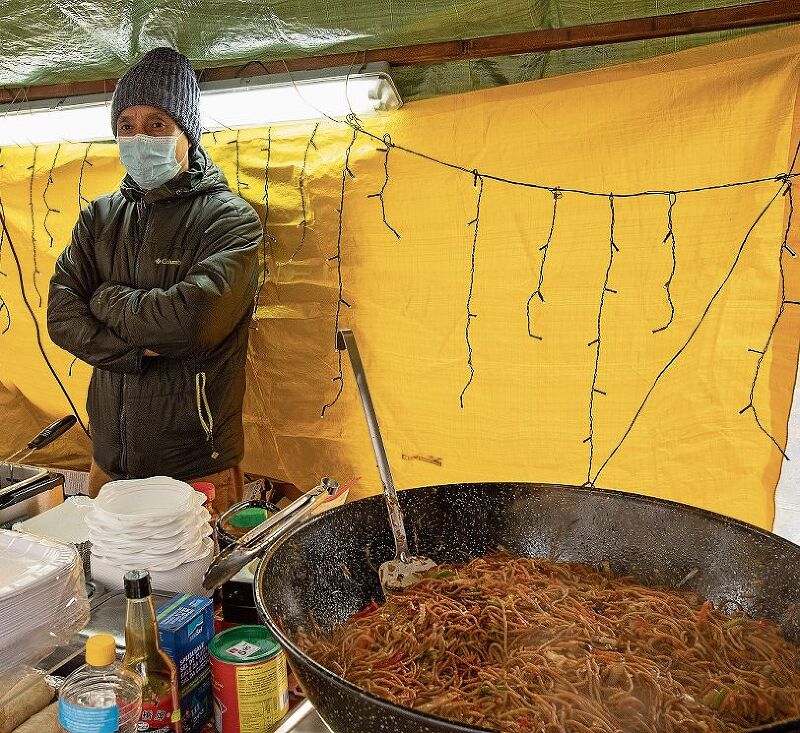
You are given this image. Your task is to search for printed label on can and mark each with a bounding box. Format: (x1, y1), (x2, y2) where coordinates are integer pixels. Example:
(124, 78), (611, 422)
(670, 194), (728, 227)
(211, 651), (288, 733)
(235, 659), (289, 733)
(225, 641), (261, 659)
(137, 694), (182, 733)
(59, 699), (120, 733)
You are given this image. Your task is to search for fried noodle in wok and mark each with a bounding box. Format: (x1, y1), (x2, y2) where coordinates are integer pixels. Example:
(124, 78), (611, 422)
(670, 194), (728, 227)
(296, 552), (800, 733)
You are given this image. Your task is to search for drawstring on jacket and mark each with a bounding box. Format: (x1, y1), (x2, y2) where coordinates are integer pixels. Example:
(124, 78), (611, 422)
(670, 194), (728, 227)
(195, 372), (219, 460)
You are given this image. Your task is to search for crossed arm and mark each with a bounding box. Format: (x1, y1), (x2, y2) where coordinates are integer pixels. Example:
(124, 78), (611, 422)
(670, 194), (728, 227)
(47, 202), (262, 372)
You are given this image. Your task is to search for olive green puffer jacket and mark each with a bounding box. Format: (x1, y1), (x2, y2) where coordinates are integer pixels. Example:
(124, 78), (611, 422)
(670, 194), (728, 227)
(47, 147), (262, 481)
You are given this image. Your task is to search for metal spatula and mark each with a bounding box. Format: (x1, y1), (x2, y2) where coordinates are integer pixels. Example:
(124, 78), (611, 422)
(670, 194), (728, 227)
(338, 329), (437, 592)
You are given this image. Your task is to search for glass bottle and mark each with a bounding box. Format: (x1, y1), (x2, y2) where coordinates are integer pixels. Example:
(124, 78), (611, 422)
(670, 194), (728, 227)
(121, 570), (182, 733)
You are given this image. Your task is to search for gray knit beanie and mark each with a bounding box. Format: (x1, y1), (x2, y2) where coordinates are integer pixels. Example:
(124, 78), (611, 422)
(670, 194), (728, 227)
(111, 47), (202, 147)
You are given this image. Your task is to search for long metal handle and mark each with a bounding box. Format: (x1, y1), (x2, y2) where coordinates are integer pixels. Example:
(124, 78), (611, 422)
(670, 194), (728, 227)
(337, 329), (411, 559)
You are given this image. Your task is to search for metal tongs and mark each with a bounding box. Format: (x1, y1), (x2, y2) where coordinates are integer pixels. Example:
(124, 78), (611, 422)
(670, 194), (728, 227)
(203, 476), (341, 589)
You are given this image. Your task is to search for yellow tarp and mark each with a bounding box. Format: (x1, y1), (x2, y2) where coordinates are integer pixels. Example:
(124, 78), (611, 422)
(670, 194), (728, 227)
(1, 25), (799, 528)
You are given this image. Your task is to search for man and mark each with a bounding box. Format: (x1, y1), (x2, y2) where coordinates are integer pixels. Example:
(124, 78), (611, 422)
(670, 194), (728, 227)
(47, 48), (262, 509)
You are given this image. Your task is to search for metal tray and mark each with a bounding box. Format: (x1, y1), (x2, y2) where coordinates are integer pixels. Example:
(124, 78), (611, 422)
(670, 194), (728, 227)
(0, 470), (64, 527)
(0, 463), (48, 496)
(79, 589), (173, 649)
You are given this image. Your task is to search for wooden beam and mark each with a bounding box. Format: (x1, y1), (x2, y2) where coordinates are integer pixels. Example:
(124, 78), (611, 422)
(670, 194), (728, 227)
(1, 0), (798, 104)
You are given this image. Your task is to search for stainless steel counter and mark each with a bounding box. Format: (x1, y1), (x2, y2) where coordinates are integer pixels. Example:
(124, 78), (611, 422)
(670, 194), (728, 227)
(274, 701), (333, 733)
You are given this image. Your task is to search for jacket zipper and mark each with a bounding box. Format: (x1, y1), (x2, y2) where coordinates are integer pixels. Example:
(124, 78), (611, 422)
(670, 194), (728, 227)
(119, 383), (126, 473)
(120, 200), (152, 475)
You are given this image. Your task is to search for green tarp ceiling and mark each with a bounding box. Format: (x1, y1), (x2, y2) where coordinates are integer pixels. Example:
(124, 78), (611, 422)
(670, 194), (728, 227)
(0, 1), (775, 102)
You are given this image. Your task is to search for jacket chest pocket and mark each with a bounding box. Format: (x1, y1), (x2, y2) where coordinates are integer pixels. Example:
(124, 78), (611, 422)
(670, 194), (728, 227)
(138, 236), (197, 289)
(128, 239), (171, 290)
(150, 218), (201, 284)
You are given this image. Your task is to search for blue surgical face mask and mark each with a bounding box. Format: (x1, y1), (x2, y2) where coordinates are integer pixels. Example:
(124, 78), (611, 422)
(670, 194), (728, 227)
(117, 133), (187, 189)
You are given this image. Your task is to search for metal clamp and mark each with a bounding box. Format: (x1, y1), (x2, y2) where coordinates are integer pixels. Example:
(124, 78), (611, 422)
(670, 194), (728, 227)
(202, 477), (340, 590)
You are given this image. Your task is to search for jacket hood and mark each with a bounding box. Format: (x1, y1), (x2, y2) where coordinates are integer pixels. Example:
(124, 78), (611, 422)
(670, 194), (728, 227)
(120, 145), (229, 204)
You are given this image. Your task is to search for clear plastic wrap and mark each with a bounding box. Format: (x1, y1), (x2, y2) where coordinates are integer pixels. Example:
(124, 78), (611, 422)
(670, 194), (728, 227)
(0, 0), (764, 102)
(0, 530), (90, 676)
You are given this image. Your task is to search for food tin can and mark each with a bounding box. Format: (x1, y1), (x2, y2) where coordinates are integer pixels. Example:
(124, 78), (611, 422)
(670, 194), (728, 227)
(209, 625), (288, 733)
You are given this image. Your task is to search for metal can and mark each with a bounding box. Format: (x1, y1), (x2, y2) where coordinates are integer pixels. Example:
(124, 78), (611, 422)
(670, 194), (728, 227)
(209, 625), (289, 733)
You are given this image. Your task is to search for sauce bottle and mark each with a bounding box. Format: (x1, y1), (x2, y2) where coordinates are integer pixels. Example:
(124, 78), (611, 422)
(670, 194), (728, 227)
(122, 570), (182, 733)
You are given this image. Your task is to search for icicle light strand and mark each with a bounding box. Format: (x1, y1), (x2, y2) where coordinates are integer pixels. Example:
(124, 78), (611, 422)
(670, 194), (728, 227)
(28, 146), (42, 307)
(321, 128), (358, 417)
(460, 172), (484, 408)
(77, 142), (93, 211)
(653, 192), (678, 334)
(291, 122), (320, 261)
(740, 177), (794, 460)
(591, 183), (787, 485)
(254, 128), (273, 319)
(527, 188), (561, 340)
(367, 134), (401, 240)
(42, 144), (61, 251)
(585, 194), (619, 485)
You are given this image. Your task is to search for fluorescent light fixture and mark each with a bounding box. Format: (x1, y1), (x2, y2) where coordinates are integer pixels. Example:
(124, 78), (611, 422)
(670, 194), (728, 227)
(201, 63), (402, 131)
(0, 63), (402, 147)
(0, 99), (115, 146)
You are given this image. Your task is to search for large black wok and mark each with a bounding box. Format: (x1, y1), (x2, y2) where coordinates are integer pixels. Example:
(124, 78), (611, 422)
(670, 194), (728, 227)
(254, 483), (800, 733)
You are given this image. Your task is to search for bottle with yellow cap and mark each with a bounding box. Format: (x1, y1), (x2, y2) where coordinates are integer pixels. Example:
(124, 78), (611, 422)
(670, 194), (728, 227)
(58, 633), (142, 732)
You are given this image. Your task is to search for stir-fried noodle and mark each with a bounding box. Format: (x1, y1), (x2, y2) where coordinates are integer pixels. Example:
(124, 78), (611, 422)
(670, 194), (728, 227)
(297, 552), (800, 733)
